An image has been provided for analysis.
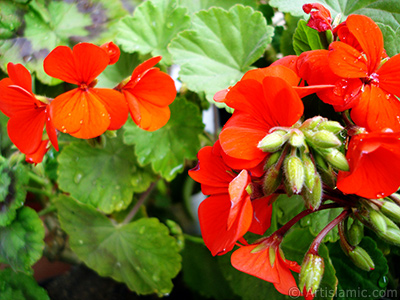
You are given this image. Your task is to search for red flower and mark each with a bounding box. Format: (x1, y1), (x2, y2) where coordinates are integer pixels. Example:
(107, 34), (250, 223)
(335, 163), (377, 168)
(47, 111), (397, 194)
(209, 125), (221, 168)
(231, 234), (301, 296)
(337, 130), (400, 199)
(303, 3), (332, 32)
(25, 140), (50, 164)
(44, 43), (128, 139)
(189, 143), (272, 255)
(218, 76), (304, 169)
(100, 41), (121, 65)
(0, 63), (58, 156)
(117, 56), (176, 131)
(299, 15), (400, 132)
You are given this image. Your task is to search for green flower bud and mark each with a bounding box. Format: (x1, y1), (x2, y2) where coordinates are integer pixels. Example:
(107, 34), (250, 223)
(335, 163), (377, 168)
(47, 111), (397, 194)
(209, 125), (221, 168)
(380, 201), (400, 224)
(289, 131), (305, 148)
(369, 210), (387, 234)
(300, 116), (324, 131)
(318, 148), (349, 171)
(317, 121), (344, 134)
(258, 130), (288, 153)
(308, 130), (342, 148)
(263, 165), (282, 196)
(299, 253), (325, 297)
(347, 219), (364, 246)
(264, 151), (282, 170)
(347, 246), (375, 271)
(302, 173), (322, 210)
(302, 154), (317, 191)
(376, 227), (400, 247)
(284, 156), (305, 194)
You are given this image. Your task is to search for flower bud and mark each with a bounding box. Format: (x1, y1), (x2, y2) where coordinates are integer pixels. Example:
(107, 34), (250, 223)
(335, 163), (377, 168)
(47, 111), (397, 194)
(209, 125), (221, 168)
(289, 131), (305, 148)
(258, 130), (287, 153)
(308, 130), (342, 148)
(317, 121), (344, 134)
(263, 165), (282, 196)
(318, 148), (349, 171)
(264, 151), (282, 170)
(376, 227), (400, 247)
(380, 201), (400, 224)
(299, 254), (325, 299)
(347, 246), (375, 271)
(369, 210), (387, 234)
(347, 219), (364, 246)
(302, 173), (322, 210)
(302, 154), (317, 191)
(284, 156), (305, 194)
(300, 116), (324, 131)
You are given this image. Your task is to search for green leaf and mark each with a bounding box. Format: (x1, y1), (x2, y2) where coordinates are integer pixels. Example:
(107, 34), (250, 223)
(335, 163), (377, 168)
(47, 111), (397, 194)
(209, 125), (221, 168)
(182, 236), (237, 299)
(0, 1), (92, 85)
(293, 19), (325, 55)
(57, 135), (154, 214)
(270, 0), (400, 30)
(55, 195), (182, 296)
(0, 161), (29, 227)
(123, 97), (204, 181)
(0, 1), (22, 39)
(378, 22), (400, 56)
(175, 0), (258, 15)
(300, 207), (343, 243)
(328, 237), (389, 300)
(0, 268), (49, 300)
(116, 0), (191, 65)
(169, 5), (274, 102)
(218, 253), (289, 300)
(282, 228), (338, 300)
(275, 194), (305, 225)
(0, 207), (45, 274)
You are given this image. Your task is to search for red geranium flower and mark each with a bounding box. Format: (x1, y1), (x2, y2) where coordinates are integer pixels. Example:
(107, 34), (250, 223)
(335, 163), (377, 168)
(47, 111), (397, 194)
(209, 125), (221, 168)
(303, 3), (332, 32)
(44, 43), (128, 139)
(189, 143), (272, 255)
(0, 63), (58, 156)
(337, 130), (400, 199)
(218, 76), (304, 169)
(298, 15), (400, 132)
(117, 56), (176, 131)
(231, 234), (301, 296)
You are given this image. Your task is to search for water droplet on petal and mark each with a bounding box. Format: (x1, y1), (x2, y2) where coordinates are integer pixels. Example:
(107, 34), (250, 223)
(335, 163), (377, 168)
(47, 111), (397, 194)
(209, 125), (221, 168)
(68, 113), (72, 117)
(80, 120), (83, 124)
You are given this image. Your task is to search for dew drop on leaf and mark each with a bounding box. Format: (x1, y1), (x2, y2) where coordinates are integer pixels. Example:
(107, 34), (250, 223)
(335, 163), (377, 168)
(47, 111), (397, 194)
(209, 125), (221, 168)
(378, 275), (388, 288)
(74, 173), (82, 183)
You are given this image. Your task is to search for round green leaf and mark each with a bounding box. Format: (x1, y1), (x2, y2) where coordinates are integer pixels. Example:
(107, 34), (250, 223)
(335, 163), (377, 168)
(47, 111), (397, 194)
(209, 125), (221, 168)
(123, 97), (204, 181)
(169, 5), (274, 102)
(0, 207), (45, 274)
(175, 0), (258, 15)
(55, 195), (182, 296)
(57, 135), (153, 214)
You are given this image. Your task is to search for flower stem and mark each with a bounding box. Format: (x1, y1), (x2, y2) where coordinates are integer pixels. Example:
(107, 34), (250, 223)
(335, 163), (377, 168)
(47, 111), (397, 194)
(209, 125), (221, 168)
(309, 209), (351, 255)
(122, 180), (158, 225)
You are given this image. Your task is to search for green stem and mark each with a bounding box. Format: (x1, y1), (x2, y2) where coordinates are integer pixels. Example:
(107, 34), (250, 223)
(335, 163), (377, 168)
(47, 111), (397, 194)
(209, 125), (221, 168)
(25, 186), (52, 198)
(27, 171), (49, 186)
(122, 180), (158, 225)
(38, 205), (57, 217)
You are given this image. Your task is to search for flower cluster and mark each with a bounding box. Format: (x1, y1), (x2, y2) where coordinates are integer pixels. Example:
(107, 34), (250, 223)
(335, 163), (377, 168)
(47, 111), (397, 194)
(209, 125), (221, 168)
(0, 42), (176, 163)
(190, 5), (400, 300)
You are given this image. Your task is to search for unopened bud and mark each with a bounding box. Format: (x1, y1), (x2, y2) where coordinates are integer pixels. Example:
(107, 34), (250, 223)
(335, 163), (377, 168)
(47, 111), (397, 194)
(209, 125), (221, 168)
(302, 173), (322, 210)
(299, 254), (324, 298)
(347, 219), (364, 246)
(376, 227), (400, 247)
(308, 130), (342, 148)
(284, 156), (305, 194)
(289, 131), (305, 148)
(264, 151), (282, 170)
(317, 121), (344, 134)
(318, 148), (349, 171)
(369, 210), (387, 234)
(380, 201), (400, 223)
(302, 154), (317, 191)
(347, 246), (375, 271)
(258, 131), (287, 152)
(263, 165), (282, 196)
(300, 116), (324, 130)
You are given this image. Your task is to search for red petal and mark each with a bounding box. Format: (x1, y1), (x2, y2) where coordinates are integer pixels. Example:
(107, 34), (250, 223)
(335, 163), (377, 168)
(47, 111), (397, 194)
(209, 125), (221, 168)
(0, 80), (38, 117)
(92, 88), (128, 131)
(199, 194), (252, 256)
(351, 85), (400, 132)
(45, 108), (59, 151)
(346, 15), (384, 73)
(248, 196), (273, 235)
(270, 55), (299, 74)
(25, 140), (49, 164)
(231, 242), (280, 283)
(8, 107), (46, 154)
(273, 254), (302, 296)
(377, 53), (400, 97)
(7, 63), (33, 93)
(130, 56), (162, 81)
(44, 43), (109, 85)
(227, 170), (251, 230)
(49, 89), (110, 139)
(242, 65), (300, 87)
(100, 41), (120, 65)
(328, 41), (368, 78)
(188, 145), (234, 195)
